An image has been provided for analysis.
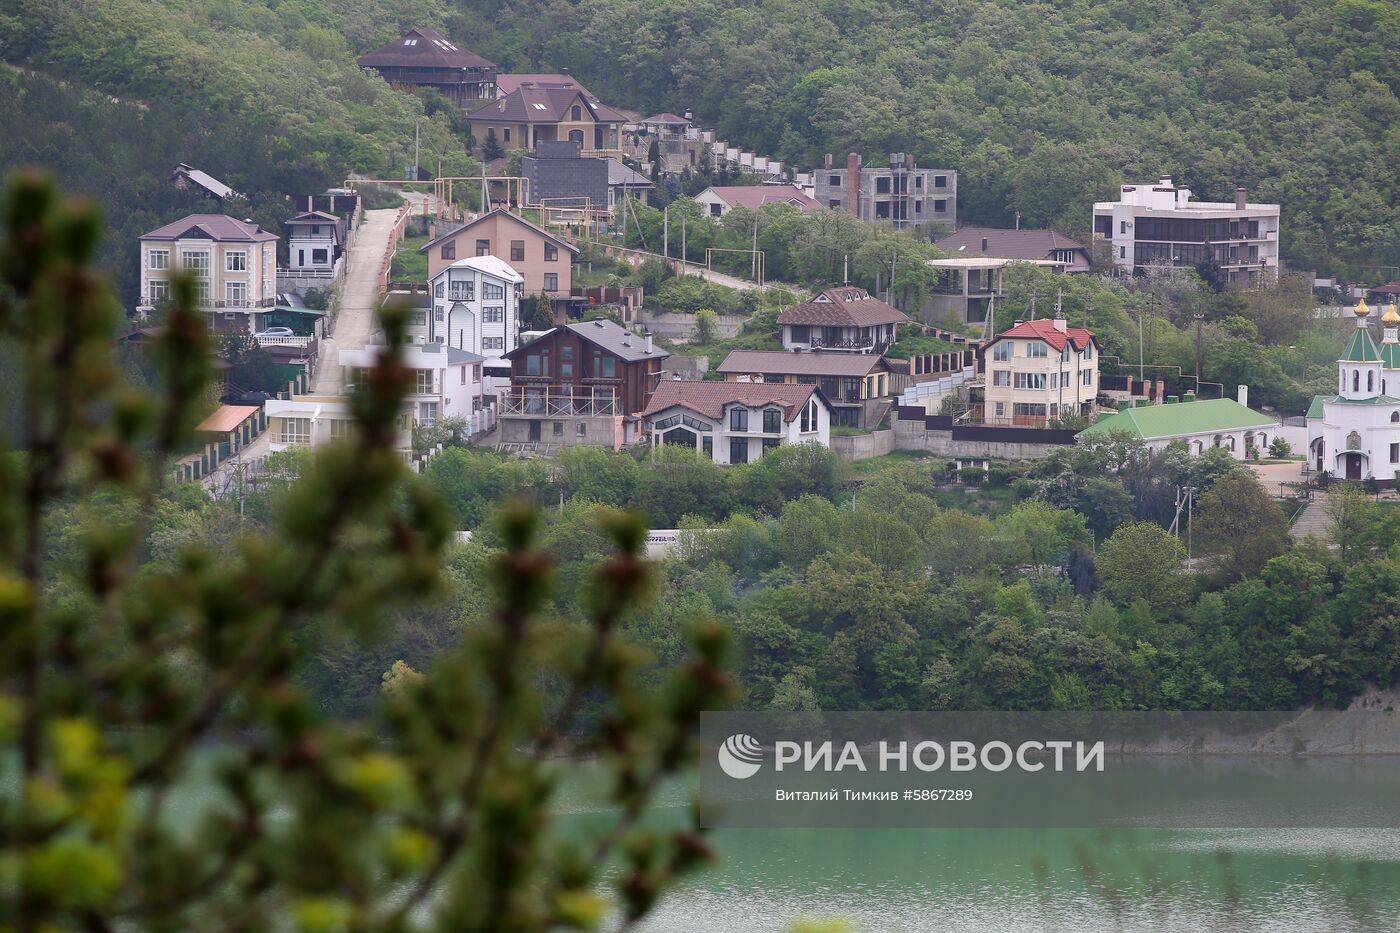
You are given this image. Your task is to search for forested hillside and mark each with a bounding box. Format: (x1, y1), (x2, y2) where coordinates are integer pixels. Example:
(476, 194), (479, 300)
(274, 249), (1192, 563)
(449, 0), (1400, 279)
(0, 0), (469, 301)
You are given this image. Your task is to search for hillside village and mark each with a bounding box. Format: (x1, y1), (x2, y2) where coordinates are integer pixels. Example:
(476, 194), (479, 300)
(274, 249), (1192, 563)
(128, 24), (1400, 543)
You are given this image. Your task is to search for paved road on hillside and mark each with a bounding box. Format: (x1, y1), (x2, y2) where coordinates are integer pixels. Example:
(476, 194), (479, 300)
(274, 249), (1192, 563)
(313, 207), (403, 394)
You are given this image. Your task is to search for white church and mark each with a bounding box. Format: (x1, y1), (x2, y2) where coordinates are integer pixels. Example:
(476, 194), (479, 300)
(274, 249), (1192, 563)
(1307, 300), (1400, 483)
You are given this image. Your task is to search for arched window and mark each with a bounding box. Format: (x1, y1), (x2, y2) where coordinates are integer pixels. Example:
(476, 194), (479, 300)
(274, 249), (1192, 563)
(571, 105), (582, 121)
(568, 129), (584, 144)
(1391, 411), (1399, 423)
(1368, 371), (1374, 392)
(1353, 370), (1360, 392)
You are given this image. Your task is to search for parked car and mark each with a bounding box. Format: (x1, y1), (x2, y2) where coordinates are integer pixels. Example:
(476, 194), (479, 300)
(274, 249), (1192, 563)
(255, 327), (294, 338)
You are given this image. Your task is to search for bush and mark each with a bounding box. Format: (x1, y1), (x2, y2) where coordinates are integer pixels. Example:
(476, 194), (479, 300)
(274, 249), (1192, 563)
(1269, 437), (1291, 458)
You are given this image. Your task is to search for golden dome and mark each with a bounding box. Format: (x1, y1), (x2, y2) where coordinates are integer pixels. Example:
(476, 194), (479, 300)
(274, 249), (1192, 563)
(1356, 298), (1371, 317)
(1384, 304), (1400, 325)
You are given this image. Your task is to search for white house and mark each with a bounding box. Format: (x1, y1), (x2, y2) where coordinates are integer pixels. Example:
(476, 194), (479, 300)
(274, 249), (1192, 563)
(1306, 301), (1400, 483)
(1078, 389), (1276, 459)
(339, 339), (486, 429)
(284, 210), (343, 275)
(264, 394), (413, 462)
(639, 381), (832, 465)
(1092, 176), (1280, 285)
(137, 214), (278, 333)
(427, 256), (525, 393)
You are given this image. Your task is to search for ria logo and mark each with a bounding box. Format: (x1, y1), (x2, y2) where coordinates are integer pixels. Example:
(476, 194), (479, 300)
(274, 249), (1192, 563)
(717, 733), (764, 779)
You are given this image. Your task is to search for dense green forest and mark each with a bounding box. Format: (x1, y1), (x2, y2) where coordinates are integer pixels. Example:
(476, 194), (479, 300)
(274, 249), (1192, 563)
(83, 439), (1400, 719)
(449, 0), (1400, 279)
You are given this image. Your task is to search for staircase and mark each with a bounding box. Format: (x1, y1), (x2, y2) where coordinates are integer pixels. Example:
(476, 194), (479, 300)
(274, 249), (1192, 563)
(1290, 492), (1333, 543)
(896, 367), (977, 414)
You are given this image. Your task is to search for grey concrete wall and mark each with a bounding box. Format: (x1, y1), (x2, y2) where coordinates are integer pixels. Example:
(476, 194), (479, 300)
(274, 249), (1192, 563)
(664, 355), (711, 380)
(892, 415), (1070, 460)
(832, 429), (896, 461)
(635, 308), (746, 340)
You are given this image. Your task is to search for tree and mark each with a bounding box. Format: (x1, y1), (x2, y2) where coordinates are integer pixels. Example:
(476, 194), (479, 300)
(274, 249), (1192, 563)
(648, 138), (661, 184)
(220, 332), (282, 395)
(692, 308), (720, 344)
(1193, 473), (1291, 581)
(1097, 522), (1190, 611)
(0, 173), (730, 929)
(483, 127), (503, 161)
(1269, 437), (1291, 459)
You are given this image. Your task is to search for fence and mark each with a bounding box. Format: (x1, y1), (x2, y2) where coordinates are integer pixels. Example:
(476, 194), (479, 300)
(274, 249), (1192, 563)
(377, 203), (413, 301)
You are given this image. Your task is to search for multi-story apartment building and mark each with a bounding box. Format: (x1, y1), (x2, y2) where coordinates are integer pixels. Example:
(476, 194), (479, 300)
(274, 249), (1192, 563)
(980, 318), (1100, 427)
(813, 153), (957, 230)
(339, 341), (484, 428)
(1092, 177), (1280, 284)
(137, 214), (278, 332)
(425, 256), (524, 380)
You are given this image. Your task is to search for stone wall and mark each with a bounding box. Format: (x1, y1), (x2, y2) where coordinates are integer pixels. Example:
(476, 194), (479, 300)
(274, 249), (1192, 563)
(635, 308), (747, 341)
(892, 405), (1076, 460)
(831, 429), (896, 461)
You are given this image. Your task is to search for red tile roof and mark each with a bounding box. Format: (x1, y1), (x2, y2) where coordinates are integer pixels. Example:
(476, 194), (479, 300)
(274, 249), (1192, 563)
(990, 318), (1097, 353)
(640, 380), (820, 420)
(700, 185), (819, 213)
(357, 28), (494, 71)
(141, 214), (277, 242)
(777, 286), (909, 327)
(716, 349), (888, 378)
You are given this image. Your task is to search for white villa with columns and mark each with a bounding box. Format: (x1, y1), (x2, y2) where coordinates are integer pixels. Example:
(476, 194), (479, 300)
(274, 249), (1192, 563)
(1307, 300), (1400, 483)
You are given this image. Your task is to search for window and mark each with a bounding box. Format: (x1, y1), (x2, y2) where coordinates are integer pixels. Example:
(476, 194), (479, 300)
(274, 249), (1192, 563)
(576, 422), (587, 437)
(1013, 403), (1048, 418)
(414, 370), (434, 394)
(483, 307), (504, 323)
(875, 176), (891, 194)
(553, 421), (564, 436)
(1392, 443), (1399, 464)
(1026, 342), (1047, 358)
(914, 200), (922, 214)
(993, 342), (1012, 361)
(710, 203), (723, 218)
(828, 174), (840, 186)
(483, 283), (505, 300)
(762, 437), (780, 455)
(483, 337), (504, 350)
(829, 199), (842, 209)
(195, 281), (210, 301)
(441, 241), (456, 261)
(1082, 370), (1092, 386)
(311, 225), (320, 235)
(225, 281), (246, 303)
(225, 251), (247, 272)
(435, 281), (445, 298)
(560, 362), (573, 378)
(545, 243), (558, 261)
(1061, 345), (1071, 361)
(526, 355), (543, 376)
(995, 402), (1005, 417)
(1048, 373), (1057, 390)
(312, 248), (328, 264)
(595, 355), (616, 378)
(1014, 373), (1047, 389)
(1368, 371), (1374, 392)
(763, 408), (782, 433)
(472, 364), (481, 383)
(702, 436), (713, 458)
(729, 437), (748, 464)
(180, 251), (210, 275)
(149, 249), (170, 270)
(933, 199), (947, 212)
(571, 105), (582, 121)
(1120, 221), (1129, 234)
(330, 419), (352, 440)
(730, 407), (748, 431)
(416, 402), (438, 426)
(1354, 371), (1360, 392)
(503, 128), (511, 142)
(279, 417), (311, 445)
(148, 280), (169, 303)
(934, 175), (947, 188)
(1119, 246), (1127, 259)
(1083, 343), (1093, 360)
(992, 370), (1011, 387)
(915, 176), (924, 190)
(543, 273), (559, 292)
(449, 281), (474, 301)
(476, 239), (491, 257)
(510, 240), (525, 262)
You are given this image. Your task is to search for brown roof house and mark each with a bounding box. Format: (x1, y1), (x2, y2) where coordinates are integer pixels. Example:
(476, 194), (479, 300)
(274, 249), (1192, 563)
(777, 286), (909, 353)
(357, 27), (496, 107)
(498, 319), (668, 451)
(640, 381), (832, 465)
(466, 82), (627, 158)
(137, 214), (278, 333)
(692, 185), (820, 219)
(419, 209), (579, 313)
(716, 349), (894, 429)
(934, 226), (1092, 274)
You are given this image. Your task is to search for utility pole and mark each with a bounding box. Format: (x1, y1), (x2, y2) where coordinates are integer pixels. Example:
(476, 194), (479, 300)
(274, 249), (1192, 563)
(751, 211), (759, 280)
(663, 206), (669, 262)
(414, 120), (420, 179)
(681, 215), (687, 275)
(1194, 311), (1205, 381)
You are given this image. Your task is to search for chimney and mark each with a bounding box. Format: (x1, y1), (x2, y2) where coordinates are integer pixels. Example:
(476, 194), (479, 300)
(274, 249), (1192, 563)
(645, 331), (653, 354)
(1235, 186), (1247, 210)
(1052, 316), (1067, 334)
(1237, 384), (1248, 408)
(906, 152), (914, 171)
(1159, 175), (1173, 187)
(824, 153), (832, 170)
(561, 67), (571, 75)
(980, 236), (989, 253)
(683, 109), (693, 121)
(846, 153), (861, 219)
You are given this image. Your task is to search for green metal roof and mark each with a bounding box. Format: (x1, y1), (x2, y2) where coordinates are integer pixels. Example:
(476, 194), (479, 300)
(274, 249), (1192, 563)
(1079, 398), (1276, 441)
(1306, 395), (1328, 419)
(1304, 393), (1400, 419)
(1341, 326), (1381, 363)
(1380, 342), (1400, 369)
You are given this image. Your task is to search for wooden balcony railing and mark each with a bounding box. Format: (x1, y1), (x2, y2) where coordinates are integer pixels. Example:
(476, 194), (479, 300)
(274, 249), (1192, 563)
(499, 390), (619, 417)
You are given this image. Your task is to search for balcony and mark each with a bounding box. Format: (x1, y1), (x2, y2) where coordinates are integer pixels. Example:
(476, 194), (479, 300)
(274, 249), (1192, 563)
(256, 334), (314, 349)
(499, 389), (619, 417)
